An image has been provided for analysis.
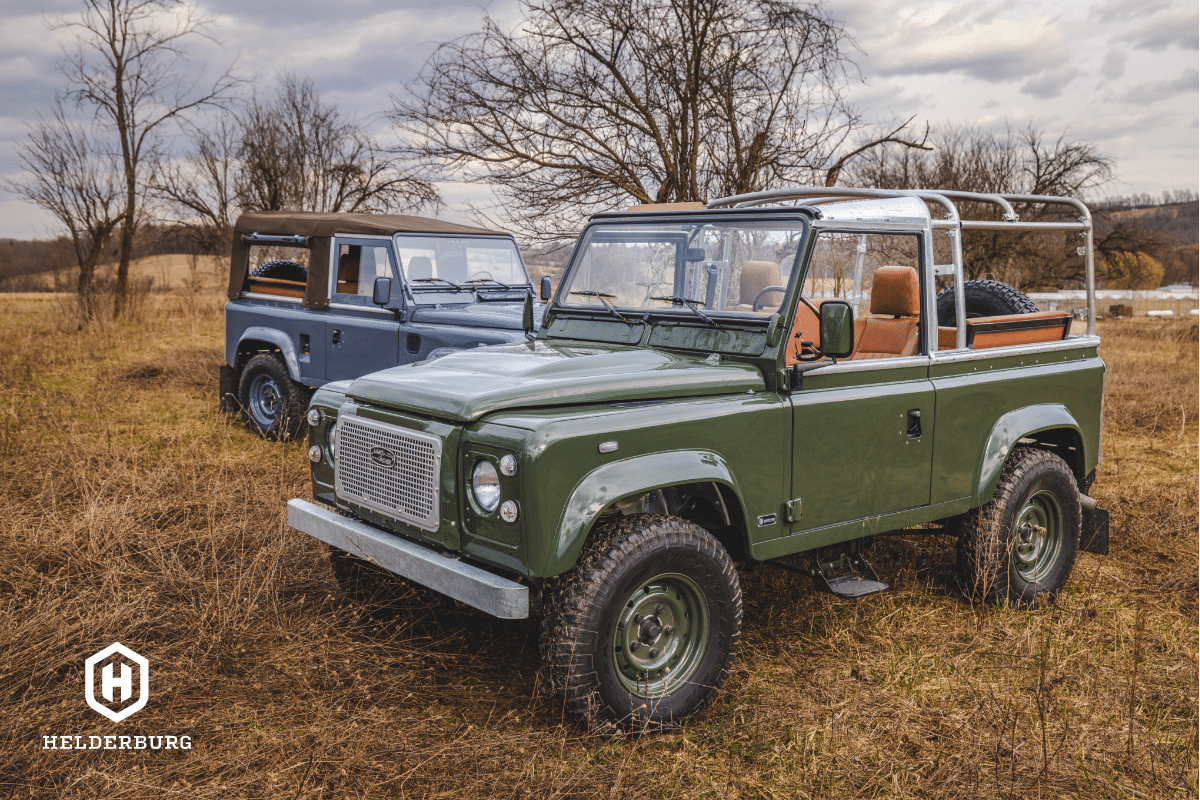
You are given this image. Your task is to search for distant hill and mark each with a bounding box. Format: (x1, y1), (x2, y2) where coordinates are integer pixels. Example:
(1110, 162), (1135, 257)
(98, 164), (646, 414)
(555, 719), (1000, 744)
(1106, 201), (1198, 246)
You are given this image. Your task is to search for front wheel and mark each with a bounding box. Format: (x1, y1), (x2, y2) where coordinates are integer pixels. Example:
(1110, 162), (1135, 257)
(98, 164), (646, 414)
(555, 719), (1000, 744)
(541, 514), (742, 730)
(956, 447), (1081, 606)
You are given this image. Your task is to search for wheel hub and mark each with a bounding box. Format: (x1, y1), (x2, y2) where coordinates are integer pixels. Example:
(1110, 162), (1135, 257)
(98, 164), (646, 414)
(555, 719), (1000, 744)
(1011, 490), (1064, 584)
(612, 574), (709, 698)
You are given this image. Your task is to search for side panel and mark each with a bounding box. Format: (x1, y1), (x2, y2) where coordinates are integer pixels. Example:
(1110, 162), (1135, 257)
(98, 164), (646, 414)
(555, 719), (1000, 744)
(224, 301), (328, 385)
(513, 394), (789, 578)
(325, 307), (402, 382)
(929, 346), (1104, 506)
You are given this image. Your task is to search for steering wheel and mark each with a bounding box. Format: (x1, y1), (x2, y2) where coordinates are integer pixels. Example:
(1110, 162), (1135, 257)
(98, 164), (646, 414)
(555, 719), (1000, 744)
(466, 270), (494, 282)
(752, 285), (786, 312)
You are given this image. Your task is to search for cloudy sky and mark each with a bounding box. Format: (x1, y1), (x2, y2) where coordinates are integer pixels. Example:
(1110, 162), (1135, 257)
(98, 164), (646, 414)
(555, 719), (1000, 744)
(0, 0), (1195, 239)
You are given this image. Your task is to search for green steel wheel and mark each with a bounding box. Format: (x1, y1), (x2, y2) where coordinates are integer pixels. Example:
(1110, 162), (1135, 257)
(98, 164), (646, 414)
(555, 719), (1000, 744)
(957, 447), (1081, 607)
(612, 573), (710, 697)
(541, 514), (741, 731)
(1011, 490), (1065, 584)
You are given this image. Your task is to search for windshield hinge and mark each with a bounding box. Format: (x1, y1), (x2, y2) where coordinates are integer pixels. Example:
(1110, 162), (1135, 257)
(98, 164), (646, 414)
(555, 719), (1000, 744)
(785, 498), (802, 523)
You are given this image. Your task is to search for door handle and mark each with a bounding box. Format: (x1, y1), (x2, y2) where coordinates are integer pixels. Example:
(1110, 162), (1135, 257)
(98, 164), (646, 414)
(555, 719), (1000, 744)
(906, 409), (922, 439)
(331, 329), (342, 345)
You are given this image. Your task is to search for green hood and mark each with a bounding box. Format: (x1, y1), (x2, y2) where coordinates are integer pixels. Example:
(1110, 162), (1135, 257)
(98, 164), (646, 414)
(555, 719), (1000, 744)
(345, 342), (765, 422)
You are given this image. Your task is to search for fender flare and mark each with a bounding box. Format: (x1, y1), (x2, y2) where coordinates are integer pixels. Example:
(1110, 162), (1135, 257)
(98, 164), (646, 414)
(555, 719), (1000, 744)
(976, 403), (1085, 504)
(549, 450), (747, 573)
(234, 327), (301, 381)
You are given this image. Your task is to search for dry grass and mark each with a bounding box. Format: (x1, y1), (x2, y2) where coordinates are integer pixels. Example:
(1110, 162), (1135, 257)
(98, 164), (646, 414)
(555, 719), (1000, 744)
(0, 294), (1195, 799)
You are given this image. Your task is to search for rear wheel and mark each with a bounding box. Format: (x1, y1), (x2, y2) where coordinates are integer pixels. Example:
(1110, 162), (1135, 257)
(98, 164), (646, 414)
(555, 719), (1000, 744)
(237, 352), (309, 441)
(956, 448), (1081, 606)
(541, 514), (742, 730)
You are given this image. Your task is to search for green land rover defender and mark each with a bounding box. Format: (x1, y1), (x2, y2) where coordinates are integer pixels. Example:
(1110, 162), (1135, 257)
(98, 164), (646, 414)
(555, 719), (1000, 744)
(287, 188), (1109, 729)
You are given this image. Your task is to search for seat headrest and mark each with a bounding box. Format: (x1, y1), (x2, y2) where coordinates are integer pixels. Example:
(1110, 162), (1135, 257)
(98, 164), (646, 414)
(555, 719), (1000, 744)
(869, 266), (920, 317)
(338, 251), (360, 280)
(740, 260), (783, 301)
(407, 255), (433, 281)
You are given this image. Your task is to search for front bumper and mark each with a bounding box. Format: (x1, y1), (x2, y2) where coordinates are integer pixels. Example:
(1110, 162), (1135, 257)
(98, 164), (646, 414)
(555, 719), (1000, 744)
(287, 499), (529, 619)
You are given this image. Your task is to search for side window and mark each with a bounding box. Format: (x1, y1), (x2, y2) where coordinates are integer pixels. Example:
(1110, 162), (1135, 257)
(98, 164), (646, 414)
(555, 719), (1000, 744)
(332, 242), (399, 305)
(244, 244), (310, 301)
(788, 232), (922, 364)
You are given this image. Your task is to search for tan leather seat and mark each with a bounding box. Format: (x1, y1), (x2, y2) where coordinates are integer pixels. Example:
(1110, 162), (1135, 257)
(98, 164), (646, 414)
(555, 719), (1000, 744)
(337, 251), (360, 294)
(739, 260), (783, 310)
(850, 266), (921, 359)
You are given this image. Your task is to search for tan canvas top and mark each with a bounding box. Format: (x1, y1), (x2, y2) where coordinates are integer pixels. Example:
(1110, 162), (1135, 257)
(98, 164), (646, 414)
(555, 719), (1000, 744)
(232, 210), (507, 238)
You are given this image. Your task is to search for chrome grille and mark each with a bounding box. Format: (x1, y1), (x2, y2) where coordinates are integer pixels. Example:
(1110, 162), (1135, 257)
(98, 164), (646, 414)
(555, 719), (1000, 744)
(334, 415), (442, 532)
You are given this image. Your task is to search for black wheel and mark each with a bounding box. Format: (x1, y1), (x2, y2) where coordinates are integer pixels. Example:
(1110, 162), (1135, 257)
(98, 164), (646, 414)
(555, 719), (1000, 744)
(250, 259), (308, 282)
(237, 352), (309, 441)
(541, 514), (742, 731)
(936, 279), (1039, 326)
(956, 448), (1081, 606)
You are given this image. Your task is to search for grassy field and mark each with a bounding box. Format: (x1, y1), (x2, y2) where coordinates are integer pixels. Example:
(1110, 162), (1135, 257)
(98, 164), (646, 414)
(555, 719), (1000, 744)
(0, 291), (1195, 799)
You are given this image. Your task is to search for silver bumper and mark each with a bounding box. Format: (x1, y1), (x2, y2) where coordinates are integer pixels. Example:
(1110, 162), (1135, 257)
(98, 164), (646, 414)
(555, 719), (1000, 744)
(287, 499), (529, 619)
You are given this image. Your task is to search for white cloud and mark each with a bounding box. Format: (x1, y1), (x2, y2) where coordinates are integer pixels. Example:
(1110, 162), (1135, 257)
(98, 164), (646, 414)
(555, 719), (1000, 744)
(1100, 50), (1126, 79)
(1120, 6), (1200, 50)
(1021, 66), (1082, 99)
(1121, 69), (1200, 104)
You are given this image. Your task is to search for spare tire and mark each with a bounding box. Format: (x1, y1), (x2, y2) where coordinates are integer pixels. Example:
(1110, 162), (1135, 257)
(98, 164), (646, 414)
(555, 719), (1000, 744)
(250, 259), (307, 283)
(936, 279), (1039, 326)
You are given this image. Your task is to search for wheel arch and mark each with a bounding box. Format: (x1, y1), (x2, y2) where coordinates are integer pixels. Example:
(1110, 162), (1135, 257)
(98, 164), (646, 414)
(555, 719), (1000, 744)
(233, 327), (301, 380)
(976, 403), (1087, 505)
(546, 450), (751, 576)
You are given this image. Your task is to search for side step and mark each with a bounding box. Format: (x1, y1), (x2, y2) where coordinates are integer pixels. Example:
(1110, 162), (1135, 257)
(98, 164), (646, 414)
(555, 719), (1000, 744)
(768, 540), (889, 599)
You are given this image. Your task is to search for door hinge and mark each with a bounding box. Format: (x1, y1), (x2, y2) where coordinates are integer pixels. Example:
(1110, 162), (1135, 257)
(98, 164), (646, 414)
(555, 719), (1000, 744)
(785, 498), (802, 523)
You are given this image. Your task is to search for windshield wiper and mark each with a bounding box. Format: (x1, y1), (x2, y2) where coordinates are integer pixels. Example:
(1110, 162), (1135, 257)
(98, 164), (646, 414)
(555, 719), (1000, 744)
(411, 277), (464, 291)
(650, 296), (723, 329)
(568, 290), (635, 323)
(463, 278), (519, 290)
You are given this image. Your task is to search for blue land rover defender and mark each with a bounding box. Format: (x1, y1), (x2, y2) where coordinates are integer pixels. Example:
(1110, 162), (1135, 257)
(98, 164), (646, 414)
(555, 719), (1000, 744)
(221, 211), (544, 439)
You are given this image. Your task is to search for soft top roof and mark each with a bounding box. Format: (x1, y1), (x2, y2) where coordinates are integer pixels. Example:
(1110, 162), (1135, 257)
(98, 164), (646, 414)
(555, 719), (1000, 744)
(233, 211), (508, 239)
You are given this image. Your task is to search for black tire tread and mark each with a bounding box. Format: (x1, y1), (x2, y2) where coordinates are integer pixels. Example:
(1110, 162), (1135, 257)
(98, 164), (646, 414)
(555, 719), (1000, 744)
(540, 514), (742, 730)
(936, 279), (1039, 327)
(237, 352), (309, 441)
(250, 259), (308, 282)
(955, 447), (1081, 606)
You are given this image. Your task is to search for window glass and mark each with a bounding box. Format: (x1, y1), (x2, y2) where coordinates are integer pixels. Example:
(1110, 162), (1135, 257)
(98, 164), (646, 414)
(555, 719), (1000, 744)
(801, 232), (920, 318)
(393, 235), (529, 301)
(333, 243), (398, 304)
(562, 220), (806, 316)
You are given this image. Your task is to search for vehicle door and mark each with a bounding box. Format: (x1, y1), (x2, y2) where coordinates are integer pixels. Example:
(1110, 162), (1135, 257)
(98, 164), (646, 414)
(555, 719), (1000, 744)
(782, 229), (936, 539)
(325, 236), (405, 382)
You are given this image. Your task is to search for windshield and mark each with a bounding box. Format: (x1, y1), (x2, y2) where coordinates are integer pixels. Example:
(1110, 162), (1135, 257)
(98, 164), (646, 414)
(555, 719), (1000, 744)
(560, 218), (807, 318)
(393, 234), (530, 301)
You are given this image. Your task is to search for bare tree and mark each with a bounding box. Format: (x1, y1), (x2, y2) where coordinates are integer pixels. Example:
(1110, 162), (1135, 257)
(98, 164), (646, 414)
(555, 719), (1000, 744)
(150, 114), (240, 255)
(5, 105), (122, 322)
(392, 0), (927, 239)
(848, 125), (1116, 289)
(54, 0), (240, 316)
(238, 75), (438, 215)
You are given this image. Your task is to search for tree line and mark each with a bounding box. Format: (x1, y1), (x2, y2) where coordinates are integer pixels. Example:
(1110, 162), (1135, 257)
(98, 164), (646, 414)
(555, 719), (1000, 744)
(7, 0), (1194, 323)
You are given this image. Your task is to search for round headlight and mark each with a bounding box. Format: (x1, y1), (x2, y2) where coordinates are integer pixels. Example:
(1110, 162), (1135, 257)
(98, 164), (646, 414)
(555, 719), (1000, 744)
(307, 407), (323, 427)
(328, 423), (338, 461)
(499, 454), (518, 476)
(472, 459), (501, 512)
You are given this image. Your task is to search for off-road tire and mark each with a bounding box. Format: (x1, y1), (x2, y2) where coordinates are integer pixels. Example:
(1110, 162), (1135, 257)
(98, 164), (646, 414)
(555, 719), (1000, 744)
(237, 352), (309, 441)
(956, 447), (1081, 606)
(250, 259), (308, 283)
(936, 279), (1039, 327)
(540, 514), (742, 731)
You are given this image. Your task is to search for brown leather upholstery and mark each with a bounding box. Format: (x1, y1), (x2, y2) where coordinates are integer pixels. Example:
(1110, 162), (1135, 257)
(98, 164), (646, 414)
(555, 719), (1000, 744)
(785, 299), (822, 366)
(407, 255), (433, 281)
(337, 251), (360, 294)
(740, 260), (783, 309)
(848, 266), (921, 359)
(937, 311), (1070, 350)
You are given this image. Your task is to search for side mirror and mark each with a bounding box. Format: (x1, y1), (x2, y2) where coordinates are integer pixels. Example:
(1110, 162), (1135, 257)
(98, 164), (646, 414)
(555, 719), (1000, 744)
(540, 275), (552, 301)
(372, 277), (391, 305)
(819, 300), (854, 360)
